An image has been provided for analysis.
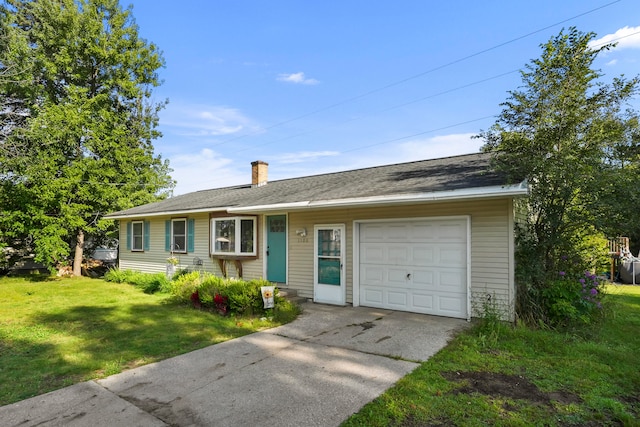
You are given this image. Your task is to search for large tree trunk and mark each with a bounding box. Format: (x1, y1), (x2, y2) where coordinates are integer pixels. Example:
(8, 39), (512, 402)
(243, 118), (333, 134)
(73, 229), (84, 276)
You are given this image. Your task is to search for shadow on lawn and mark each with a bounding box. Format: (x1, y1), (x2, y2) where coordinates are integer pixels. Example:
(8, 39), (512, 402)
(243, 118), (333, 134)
(7, 273), (58, 283)
(0, 338), (61, 405)
(1, 302), (249, 405)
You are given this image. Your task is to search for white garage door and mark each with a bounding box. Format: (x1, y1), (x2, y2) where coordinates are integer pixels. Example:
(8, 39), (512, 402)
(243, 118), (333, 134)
(358, 218), (469, 319)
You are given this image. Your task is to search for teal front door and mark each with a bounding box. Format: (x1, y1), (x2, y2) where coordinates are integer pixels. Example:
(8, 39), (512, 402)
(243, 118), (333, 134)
(266, 215), (287, 283)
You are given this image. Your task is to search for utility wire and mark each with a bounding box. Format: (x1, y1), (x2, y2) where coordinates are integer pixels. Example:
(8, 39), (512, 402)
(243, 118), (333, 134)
(71, 4), (635, 188)
(208, 0), (621, 149)
(340, 115), (498, 154)
(234, 69), (520, 153)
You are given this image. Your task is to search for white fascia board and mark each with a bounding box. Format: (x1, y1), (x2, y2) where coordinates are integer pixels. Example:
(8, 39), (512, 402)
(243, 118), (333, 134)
(227, 201), (310, 213)
(105, 182), (529, 218)
(103, 206), (232, 220)
(307, 182), (529, 209)
(228, 182), (528, 213)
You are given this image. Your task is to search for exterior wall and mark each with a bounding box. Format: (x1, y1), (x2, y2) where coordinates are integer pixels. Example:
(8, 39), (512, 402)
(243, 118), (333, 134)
(117, 197), (516, 319)
(286, 198), (515, 319)
(118, 212), (265, 279)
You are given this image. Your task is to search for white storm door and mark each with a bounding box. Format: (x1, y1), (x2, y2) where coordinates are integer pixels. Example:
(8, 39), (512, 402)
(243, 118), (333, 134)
(314, 224), (346, 305)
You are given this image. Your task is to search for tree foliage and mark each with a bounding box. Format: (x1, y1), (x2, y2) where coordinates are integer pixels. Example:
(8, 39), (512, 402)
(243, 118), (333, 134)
(479, 27), (640, 325)
(0, 0), (174, 274)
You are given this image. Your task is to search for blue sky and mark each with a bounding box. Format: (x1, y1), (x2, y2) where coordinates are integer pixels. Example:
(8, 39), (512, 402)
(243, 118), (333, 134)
(128, 1), (640, 195)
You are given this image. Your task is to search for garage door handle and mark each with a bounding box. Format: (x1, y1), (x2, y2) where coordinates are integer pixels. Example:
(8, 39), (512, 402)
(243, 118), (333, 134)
(406, 273), (411, 280)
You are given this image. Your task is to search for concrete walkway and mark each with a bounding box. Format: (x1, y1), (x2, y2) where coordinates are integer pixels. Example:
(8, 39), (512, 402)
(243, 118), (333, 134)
(0, 302), (468, 427)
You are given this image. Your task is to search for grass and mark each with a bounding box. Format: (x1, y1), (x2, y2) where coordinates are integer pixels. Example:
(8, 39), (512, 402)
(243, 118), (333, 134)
(0, 275), (298, 406)
(342, 284), (640, 427)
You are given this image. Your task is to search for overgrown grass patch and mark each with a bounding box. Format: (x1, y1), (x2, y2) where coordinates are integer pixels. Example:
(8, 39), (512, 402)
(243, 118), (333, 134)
(343, 285), (640, 426)
(0, 275), (299, 405)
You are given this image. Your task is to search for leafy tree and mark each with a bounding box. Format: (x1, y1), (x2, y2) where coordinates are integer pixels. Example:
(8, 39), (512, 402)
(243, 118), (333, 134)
(478, 27), (639, 324)
(0, 0), (174, 275)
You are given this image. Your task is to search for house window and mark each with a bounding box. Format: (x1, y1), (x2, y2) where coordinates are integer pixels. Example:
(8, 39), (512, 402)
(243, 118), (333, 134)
(211, 217), (256, 256)
(132, 221), (144, 251)
(171, 218), (187, 253)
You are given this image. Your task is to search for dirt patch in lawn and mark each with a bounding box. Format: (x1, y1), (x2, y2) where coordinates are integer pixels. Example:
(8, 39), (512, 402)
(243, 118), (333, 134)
(397, 372), (584, 427)
(441, 371), (581, 406)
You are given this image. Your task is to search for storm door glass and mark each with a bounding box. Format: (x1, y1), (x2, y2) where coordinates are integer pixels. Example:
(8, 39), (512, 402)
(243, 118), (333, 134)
(317, 229), (341, 285)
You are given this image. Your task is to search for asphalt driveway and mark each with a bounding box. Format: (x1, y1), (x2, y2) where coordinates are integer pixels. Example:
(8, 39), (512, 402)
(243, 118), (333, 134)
(0, 302), (468, 427)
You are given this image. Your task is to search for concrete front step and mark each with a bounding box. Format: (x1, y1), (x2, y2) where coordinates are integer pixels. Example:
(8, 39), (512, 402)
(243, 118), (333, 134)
(278, 288), (309, 304)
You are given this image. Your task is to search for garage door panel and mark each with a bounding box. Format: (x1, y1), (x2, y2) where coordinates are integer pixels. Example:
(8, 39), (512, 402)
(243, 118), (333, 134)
(387, 291), (408, 307)
(408, 223), (436, 241)
(410, 270), (435, 287)
(438, 295), (466, 314)
(386, 224), (410, 241)
(437, 222), (467, 240)
(359, 218), (468, 319)
(361, 265), (384, 285)
(361, 244), (384, 263)
(360, 224), (385, 241)
(411, 294), (434, 310)
(439, 245), (467, 264)
(388, 268), (409, 284)
(411, 246), (435, 264)
(439, 270), (466, 291)
(388, 246), (410, 264)
(362, 287), (383, 304)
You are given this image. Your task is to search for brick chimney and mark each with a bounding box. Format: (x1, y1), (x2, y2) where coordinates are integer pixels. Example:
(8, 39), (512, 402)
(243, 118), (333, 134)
(251, 160), (268, 187)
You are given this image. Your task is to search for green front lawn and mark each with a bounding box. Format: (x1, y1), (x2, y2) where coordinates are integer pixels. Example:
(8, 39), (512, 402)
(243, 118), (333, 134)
(0, 276), (293, 406)
(343, 285), (640, 426)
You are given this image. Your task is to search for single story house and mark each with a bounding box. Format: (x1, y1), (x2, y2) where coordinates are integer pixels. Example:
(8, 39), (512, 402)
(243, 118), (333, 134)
(105, 152), (528, 320)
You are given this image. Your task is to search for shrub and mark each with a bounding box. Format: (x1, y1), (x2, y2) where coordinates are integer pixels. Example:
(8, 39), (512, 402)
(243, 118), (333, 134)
(539, 268), (605, 327)
(170, 270), (204, 300)
(103, 268), (169, 294)
(107, 268), (298, 318)
(135, 273), (170, 294)
(472, 293), (512, 348)
(104, 268), (136, 284)
(165, 273), (292, 317)
(515, 227), (609, 328)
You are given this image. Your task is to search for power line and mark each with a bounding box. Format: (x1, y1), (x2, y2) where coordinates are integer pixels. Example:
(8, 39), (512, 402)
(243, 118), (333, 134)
(208, 0), (621, 149)
(234, 69), (520, 154)
(340, 115), (498, 154)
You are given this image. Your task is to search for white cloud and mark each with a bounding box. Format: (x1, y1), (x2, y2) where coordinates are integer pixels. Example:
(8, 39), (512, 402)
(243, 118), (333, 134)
(274, 150), (339, 164)
(589, 26), (640, 51)
(394, 133), (484, 161)
(264, 133), (484, 183)
(165, 134), (484, 196)
(277, 72), (320, 85)
(161, 103), (258, 137)
(169, 149), (247, 195)
(606, 59), (618, 67)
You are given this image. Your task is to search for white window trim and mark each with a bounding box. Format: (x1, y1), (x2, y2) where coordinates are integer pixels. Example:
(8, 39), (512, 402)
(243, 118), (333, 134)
(210, 216), (257, 256)
(131, 220), (144, 252)
(171, 218), (188, 254)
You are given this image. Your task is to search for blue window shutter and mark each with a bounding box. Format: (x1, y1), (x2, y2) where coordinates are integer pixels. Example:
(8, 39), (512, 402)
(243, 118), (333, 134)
(165, 220), (171, 252)
(187, 218), (195, 252)
(126, 222), (131, 251)
(143, 221), (150, 251)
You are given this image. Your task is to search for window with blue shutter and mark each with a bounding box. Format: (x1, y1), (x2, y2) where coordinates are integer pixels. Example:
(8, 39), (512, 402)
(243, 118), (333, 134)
(126, 222), (132, 251)
(165, 220), (171, 252)
(166, 218), (191, 253)
(188, 218), (195, 252)
(131, 221), (144, 251)
(143, 221), (150, 251)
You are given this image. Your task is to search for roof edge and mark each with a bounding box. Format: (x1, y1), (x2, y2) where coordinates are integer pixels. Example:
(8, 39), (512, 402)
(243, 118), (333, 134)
(103, 206), (232, 220)
(228, 182), (529, 213)
(104, 181), (528, 219)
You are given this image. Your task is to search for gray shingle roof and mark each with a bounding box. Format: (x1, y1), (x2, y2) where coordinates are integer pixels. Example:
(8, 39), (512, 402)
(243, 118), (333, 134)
(107, 152), (512, 218)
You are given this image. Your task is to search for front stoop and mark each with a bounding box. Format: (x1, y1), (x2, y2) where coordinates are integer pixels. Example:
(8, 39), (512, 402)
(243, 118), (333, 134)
(278, 288), (309, 304)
